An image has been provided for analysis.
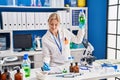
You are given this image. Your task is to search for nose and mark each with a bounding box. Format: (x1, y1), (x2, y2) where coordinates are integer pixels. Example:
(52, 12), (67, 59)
(52, 25), (56, 29)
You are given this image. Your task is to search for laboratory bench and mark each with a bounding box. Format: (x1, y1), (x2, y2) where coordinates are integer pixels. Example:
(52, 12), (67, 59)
(8, 59), (120, 80)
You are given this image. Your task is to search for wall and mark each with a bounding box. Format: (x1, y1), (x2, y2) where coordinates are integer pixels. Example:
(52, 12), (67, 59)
(87, 0), (107, 59)
(0, 0), (108, 59)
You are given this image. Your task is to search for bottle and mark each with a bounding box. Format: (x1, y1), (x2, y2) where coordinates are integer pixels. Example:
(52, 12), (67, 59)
(22, 54), (31, 78)
(78, 9), (86, 29)
(31, 0), (36, 6)
(0, 70), (1, 80)
(14, 67), (23, 80)
(73, 62), (79, 73)
(38, 0), (42, 7)
(6, 72), (12, 80)
(77, 0), (86, 7)
(1, 68), (11, 80)
(69, 63), (74, 73)
(44, 0), (50, 7)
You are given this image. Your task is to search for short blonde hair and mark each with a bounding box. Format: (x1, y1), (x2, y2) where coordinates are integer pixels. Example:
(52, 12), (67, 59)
(48, 13), (60, 23)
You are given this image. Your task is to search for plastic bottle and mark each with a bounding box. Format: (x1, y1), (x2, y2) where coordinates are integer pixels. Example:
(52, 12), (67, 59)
(78, 9), (86, 29)
(22, 54), (31, 78)
(14, 67), (23, 80)
(77, 0), (86, 7)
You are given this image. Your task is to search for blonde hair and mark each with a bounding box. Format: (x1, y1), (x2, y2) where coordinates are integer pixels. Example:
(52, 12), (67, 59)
(48, 13), (60, 23)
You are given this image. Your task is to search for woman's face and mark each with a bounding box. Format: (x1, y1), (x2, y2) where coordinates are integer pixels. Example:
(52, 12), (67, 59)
(49, 19), (60, 34)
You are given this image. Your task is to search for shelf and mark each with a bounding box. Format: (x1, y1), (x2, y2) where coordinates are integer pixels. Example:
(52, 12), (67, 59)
(0, 6), (69, 12)
(1, 61), (34, 66)
(0, 30), (12, 33)
(0, 50), (42, 57)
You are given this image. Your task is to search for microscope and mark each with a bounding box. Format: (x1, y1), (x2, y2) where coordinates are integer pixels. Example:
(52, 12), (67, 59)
(80, 39), (96, 66)
(34, 36), (42, 51)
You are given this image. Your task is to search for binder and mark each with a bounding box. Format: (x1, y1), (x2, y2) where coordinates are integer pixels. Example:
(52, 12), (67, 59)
(34, 12), (40, 29)
(11, 12), (17, 30)
(21, 12), (27, 30)
(26, 12), (35, 30)
(17, 12), (22, 30)
(7, 12), (12, 30)
(1, 12), (8, 30)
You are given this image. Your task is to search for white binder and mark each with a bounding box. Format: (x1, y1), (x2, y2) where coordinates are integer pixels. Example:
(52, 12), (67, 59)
(21, 12), (27, 30)
(7, 12), (13, 30)
(11, 12), (17, 30)
(1, 12), (8, 30)
(17, 12), (22, 30)
(26, 12), (35, 30)
(34, 12), (40, 29)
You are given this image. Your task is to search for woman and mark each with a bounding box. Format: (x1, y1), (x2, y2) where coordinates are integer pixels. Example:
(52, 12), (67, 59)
(42, 13), (85, 71)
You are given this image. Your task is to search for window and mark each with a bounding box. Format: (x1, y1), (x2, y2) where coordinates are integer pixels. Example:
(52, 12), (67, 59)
(107, 0), (120, 59)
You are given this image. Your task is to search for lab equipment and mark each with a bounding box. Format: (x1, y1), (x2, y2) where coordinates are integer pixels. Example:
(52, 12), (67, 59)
(34, 36), (42, 51)
(1, 68), (11, 80)
(69, 63), (74, 73)
(78, 9), (86, 29)
(0, 70), (1, 80)
(44, 0), (50, 7)
(70, 0), (77, 7)
(7, 0), (17, 6)
(42, 62), (50, 71)
(80, 40), (96, 66)
(22, 54), (31, 78)
(14, 66), (23, 80)
(31, 0), (36, 6)
(38, 0), (42, 7)
(73, 62), (79, 73)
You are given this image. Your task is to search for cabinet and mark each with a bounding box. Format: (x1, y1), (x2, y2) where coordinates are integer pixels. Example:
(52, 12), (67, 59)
(0, 6), (88, 70)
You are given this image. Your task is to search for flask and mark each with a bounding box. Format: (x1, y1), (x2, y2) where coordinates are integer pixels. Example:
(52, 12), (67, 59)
(31, 0), (36, 6)
(73, 62), (79, 73)
(38, 0), (42, 7)
(22, 54), (31, 78)
(77, 0), (86, 7)
(14, 67), (23, 80)
(44, 0), (50, 7)
(78, 9), (86, 29)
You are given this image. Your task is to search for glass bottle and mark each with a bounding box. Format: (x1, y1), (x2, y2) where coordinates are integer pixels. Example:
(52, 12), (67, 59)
(73, 62), (79, 73)
(44, 0), (50, 7)
(0, 70), (1, 80)
(69, 63), (74, 73)
(14, 67), (23, 80)
(1, 68), (11, 80)
(38, 0), (42, 7)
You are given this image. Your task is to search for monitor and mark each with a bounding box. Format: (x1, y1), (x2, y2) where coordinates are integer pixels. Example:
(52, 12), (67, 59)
(13, 34), (32, 51)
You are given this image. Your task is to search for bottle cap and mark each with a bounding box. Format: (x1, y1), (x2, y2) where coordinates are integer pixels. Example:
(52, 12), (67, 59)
(23, 53), (28, 60)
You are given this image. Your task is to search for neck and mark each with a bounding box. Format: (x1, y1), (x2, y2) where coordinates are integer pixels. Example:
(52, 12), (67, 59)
(50, 30), (58, 37)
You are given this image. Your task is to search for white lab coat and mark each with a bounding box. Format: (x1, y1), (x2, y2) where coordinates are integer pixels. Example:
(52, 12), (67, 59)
(42, 27), (85, 67)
